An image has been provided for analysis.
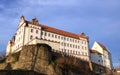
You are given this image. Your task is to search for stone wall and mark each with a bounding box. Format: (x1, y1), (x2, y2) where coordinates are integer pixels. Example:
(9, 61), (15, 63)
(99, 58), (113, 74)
(0, 44), (113, 75)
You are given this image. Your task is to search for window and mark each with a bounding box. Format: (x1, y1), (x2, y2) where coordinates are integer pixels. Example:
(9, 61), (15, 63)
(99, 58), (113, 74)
(73, 39), (74, 42)
(98, 60), (100, 62)
(55, 35), (57, 38)
(61, 37), (63, 40)
(75, 40), (77, 43)
(64, 37), (66, 40)
(31, 29), (33, 32)
(36, 30), (38, 34)
(58, 36), (60, 39)
(45, 32), (47, 36)
(52, 34), (54, 37)
(82, 46), (84, 49)
(48, 33), (50, 37)
(84, 41), (86, 44)
(64, 49), (66, 53)
(76, 45), (77, 48)
(82, 41), (83, 44)
(30, 35), (33, 40)
(67, 43), (69, 47)
(61, 42), (63, 46)
(64, 43), (66, 46)
(67, 38), (69, 41)
(41, 31), (43, 35)
(68, 50), (69, 53)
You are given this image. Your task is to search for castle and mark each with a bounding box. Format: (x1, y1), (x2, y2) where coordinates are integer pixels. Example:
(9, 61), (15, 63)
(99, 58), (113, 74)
(6, 16), (113, 71)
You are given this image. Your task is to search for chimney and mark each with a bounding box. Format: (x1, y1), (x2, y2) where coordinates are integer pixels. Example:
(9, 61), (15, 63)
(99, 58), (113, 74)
(32, 18), (39, 25)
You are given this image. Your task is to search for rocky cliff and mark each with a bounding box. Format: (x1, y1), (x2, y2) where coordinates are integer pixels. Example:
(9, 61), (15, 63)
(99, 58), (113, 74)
(0, 44), (112, 75)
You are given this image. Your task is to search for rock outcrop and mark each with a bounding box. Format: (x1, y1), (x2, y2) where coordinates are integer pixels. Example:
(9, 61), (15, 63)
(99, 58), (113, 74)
(0, 44), (112, 75)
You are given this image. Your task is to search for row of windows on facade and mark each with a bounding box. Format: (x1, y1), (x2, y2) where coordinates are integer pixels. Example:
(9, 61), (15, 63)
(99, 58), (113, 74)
(30, 29), (87, 44)
(30, 35), (87, 50)
(15, 38), (88, 57)
(54, 49), (89, 61)
(59, 49), (88, 56)
(61, 42), (87, 50)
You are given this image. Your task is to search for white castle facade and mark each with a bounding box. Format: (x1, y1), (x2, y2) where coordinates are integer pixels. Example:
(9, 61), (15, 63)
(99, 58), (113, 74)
(6, 16), (113, 70)
(6, 16), (90, 61)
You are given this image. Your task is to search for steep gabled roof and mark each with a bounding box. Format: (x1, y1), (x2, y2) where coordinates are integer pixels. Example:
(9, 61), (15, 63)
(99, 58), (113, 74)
(25, 19), (88, 40)
(96, 42), (108, 51)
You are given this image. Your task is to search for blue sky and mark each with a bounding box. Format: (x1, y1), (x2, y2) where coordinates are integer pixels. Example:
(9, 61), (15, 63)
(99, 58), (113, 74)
(0, 0), (120, 67)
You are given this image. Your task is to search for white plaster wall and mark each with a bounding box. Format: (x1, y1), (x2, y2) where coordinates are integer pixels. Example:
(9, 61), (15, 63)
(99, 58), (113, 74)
(6, 41), (11, 56)
(92, 42), (103, 54)
(28, 38), (60, 51)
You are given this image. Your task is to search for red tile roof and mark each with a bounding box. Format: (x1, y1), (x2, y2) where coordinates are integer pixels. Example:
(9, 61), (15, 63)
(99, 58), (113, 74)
(115, 68), (120, 71)
(25, 19), (88, 40)
(90, 49), (102, 55)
